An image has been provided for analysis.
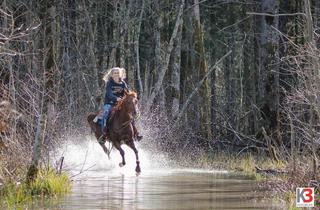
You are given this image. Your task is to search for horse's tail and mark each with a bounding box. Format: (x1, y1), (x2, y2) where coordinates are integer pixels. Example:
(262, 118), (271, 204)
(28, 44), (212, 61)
(87, 112), (97, 133)
(87, 112), (103, 139)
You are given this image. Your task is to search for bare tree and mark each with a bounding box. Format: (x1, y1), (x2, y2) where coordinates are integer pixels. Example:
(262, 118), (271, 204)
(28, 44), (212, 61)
(144, 0), (185, 112)
(258, 0), (281, 160)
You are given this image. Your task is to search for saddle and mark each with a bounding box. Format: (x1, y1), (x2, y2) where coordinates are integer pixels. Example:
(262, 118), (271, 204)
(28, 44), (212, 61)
(104, 107), (117, 132)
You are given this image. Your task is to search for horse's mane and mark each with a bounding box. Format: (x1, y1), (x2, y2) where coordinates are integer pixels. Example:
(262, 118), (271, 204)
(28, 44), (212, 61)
(115, 90), (138, 111)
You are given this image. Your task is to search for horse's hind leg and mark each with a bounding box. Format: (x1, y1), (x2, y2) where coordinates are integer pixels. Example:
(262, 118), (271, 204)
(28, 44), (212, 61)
(127, 140), (141, 174)
(114, 141), (126, 167)
(98, 140), (111, 159)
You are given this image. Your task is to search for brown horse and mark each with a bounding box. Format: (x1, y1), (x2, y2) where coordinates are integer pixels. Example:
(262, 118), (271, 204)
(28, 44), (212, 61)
(87, 90), (141, 174)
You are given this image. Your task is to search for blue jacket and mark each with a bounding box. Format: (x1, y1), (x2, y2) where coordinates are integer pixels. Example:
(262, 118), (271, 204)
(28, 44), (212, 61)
(104, 78), (129, 106)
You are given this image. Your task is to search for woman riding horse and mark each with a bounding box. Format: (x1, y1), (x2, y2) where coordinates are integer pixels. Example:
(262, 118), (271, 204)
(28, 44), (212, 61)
(94, 67), (142, 143)
(88, 67), (142, 174)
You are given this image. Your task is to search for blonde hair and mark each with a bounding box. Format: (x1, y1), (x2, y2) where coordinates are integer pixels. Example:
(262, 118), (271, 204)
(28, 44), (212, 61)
(103, 67), (126, 82)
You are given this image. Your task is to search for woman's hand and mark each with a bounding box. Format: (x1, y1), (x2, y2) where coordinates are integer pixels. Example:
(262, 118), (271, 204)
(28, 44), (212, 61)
(116, 97), (122, 102)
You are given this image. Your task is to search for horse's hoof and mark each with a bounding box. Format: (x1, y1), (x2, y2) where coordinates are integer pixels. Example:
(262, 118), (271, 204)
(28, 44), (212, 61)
(135, 166), (141, 174)
(119, 162), (125, 167)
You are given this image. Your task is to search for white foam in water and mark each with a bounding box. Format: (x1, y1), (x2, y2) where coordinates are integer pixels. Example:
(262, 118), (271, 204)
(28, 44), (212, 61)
(53, 135), (172, 179)
(52, 134), (228, 181)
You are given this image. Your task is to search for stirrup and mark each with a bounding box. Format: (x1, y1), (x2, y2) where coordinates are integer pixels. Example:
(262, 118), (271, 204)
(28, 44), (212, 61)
(98, 134), (106, 145)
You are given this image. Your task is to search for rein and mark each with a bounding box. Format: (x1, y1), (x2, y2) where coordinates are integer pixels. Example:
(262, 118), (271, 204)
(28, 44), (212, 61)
(113, 118), (133, 133)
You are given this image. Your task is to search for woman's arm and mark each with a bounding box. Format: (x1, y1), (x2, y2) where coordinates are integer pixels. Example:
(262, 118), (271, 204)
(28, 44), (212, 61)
(105, 81), (118, 104)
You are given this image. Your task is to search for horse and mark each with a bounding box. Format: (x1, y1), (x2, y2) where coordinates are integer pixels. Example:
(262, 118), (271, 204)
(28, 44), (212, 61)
(87, 90), (141, 174)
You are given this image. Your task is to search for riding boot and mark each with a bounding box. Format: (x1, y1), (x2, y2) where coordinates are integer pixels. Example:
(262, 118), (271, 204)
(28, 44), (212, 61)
(98, 126), (108, 145)
(98, 133), (107, 145)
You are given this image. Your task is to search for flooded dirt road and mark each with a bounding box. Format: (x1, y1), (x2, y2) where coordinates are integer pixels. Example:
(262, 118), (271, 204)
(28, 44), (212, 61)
(35, 137), (282, 210)
(56, 169), (281, 210)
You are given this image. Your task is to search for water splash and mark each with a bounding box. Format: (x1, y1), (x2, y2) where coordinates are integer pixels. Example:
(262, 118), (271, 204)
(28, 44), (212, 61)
(53, 135), (173, 179)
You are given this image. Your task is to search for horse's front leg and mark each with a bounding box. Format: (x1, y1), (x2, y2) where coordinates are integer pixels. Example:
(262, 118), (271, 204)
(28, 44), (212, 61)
(127, 140), (140, 174)
(114, 141), (126, 167)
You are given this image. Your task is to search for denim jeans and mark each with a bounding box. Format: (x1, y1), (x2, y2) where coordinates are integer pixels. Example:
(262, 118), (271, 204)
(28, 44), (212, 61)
(98, 104), (112, 130)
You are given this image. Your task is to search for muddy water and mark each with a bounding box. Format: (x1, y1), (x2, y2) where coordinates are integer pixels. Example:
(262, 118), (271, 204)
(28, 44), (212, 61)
(38, 138), (282, 210)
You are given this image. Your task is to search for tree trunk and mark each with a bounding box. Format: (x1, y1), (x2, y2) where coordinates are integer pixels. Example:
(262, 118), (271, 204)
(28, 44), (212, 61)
(96, 0), (106, 74)
(169, 11), (183, 118)
(259, 0), (281, 159)
(153, 0), (162, 105)
(134, 0), (144, 96)
(304, 0), (319, 180)
(26, 109), (44, 183)
(27, 0), (55, 182)
(315, 0), (320, 47)
(60, 0), (77, 117)
(193, 0), (212, 140)
(242, 10), (256, 136)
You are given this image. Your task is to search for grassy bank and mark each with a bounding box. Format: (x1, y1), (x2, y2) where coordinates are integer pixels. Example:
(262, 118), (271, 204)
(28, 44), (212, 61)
(0, 168), (71, 209)
(212, 152), (318, 209)
(173, 150), (318, 208)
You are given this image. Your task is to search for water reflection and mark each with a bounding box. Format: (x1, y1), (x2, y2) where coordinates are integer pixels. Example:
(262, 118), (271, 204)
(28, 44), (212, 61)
(42, 169), (282, 210)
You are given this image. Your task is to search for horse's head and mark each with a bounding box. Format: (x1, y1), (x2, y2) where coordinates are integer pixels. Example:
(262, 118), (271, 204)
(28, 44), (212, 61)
(116, 90), (139, 117)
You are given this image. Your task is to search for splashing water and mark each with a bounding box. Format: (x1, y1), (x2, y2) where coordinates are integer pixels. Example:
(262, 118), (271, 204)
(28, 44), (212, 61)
(53, 135), (178, 179)
(52, 134), (228, 179)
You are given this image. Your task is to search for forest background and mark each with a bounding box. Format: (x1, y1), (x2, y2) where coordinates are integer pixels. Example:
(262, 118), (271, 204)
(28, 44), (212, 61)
(0, 0), (319, 194)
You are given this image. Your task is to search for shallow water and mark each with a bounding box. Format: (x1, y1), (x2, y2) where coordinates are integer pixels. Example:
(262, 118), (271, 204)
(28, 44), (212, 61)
(34, 137), (282, 210)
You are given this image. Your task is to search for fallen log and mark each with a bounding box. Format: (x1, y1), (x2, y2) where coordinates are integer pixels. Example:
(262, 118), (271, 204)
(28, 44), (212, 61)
(255, 165), (287, 175)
